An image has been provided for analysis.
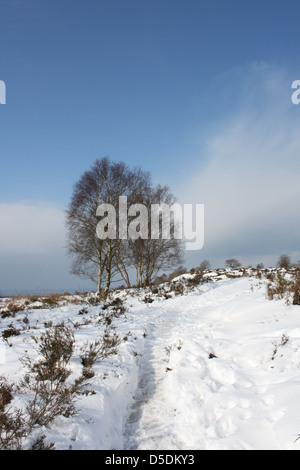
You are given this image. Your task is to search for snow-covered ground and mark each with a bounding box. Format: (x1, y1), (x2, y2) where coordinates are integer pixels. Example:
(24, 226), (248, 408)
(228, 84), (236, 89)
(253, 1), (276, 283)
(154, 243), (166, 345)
(1, 270), (300, 450)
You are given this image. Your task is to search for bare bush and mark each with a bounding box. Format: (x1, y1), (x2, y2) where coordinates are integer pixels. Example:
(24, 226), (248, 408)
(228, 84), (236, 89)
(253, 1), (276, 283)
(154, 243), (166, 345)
(292, 271), (300, 305)
(0, 404), (26, 450)
(80, 328), (121, 378)
(28, 324), (75, 382)
(19, 324), (82, 430)
(265, 269), (300, 304)
(0, 313), (125, 449)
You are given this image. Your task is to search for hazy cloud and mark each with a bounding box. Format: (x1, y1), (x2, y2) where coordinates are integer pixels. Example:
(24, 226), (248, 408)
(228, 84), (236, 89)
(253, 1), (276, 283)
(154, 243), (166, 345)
(0, 201), (96, 293)
(0, 201), (66, 255)
(178, 64), (300, 266)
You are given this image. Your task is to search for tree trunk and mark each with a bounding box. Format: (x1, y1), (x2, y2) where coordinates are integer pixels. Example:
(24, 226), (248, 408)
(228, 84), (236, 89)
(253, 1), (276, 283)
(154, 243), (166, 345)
(104, 244), (113, 291)
(96, 254), (103, 295)
(117, 257), (131, 288)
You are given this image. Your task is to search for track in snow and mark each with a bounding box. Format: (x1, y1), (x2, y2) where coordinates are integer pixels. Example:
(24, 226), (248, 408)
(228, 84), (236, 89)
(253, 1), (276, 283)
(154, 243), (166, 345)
(124, 318), (185, 450)
(123, 278), (293, 450)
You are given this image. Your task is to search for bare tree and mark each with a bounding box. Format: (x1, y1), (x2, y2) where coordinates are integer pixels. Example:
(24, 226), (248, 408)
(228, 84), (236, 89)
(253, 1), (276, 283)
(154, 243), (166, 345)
(198, 259), (211, 272)
(225, 258), (242, 269)
(66, 158), (183, 293)
(128, 184), (184, 287)
(276, 254), (291, 269)
(66, 158), (141, 294)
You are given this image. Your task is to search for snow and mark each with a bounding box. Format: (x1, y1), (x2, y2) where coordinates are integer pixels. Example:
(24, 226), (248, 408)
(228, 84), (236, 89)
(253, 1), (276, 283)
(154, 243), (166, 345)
(1, 271), (300, 450)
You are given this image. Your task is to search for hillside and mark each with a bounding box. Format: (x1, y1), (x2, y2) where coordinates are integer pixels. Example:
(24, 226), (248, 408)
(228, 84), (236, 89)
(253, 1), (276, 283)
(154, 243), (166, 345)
(1, 268), (300, 450)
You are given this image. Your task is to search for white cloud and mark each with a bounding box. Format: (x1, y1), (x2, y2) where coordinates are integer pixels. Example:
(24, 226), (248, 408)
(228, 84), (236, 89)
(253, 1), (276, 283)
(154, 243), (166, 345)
(178, 64), (300, 263)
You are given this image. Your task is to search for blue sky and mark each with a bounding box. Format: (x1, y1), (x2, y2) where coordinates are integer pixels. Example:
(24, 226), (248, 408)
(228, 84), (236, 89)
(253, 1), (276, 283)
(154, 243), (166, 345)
(1, 0), (300, 292)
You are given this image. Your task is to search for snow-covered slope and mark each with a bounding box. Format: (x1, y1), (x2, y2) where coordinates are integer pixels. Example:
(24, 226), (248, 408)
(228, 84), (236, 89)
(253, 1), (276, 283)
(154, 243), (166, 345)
(1, 270), (300, 450)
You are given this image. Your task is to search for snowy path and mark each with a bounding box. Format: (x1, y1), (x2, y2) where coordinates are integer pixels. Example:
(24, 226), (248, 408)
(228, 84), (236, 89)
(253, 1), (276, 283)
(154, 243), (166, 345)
(123, 278), (300, 450)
